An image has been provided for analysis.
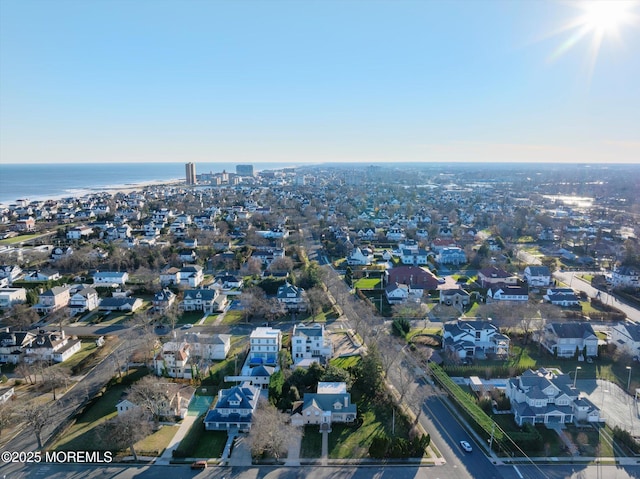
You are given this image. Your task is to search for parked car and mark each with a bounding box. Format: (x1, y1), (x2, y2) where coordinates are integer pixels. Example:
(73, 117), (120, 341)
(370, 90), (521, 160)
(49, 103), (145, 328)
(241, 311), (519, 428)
(191, 460), (207, 469)
(460, 440), (473, 452)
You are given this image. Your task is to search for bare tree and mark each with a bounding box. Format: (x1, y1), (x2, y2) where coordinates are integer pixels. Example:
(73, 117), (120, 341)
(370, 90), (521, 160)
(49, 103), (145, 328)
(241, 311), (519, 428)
(247, 400), (302, 462)
(18, 401), (55, 448)
(306, 286), (331, 318)
(43, 368), (69, 400)
(268, 256), (294, 274)
(0, 401), (15, 437)
(240, 286), (267, 323)
(5, 304), (40, 330)
(98, 407), (152, 461)
(127, 376), (180, 426)
(392, 362), (413, 403)
(16, 362), (35, 385)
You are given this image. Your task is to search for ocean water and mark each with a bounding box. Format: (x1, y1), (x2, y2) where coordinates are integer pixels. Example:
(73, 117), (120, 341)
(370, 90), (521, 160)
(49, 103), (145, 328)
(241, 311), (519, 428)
(0, 162), (293, 205)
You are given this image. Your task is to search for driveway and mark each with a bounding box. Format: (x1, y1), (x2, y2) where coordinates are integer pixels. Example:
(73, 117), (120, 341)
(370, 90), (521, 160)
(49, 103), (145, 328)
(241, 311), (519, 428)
(577, 378), (640, 436)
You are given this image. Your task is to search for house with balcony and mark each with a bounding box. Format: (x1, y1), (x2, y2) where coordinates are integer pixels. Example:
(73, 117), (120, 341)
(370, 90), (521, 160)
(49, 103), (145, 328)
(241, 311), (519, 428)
(153, 288), (176, 312)
(291, 382), (357, 427)
(249, 327), (281, 367)
(442, 319), (510, 359)
(540, 322), (598, 358)
(505, 368), (600, 427)
(153, 341), (199, 379)
(291, 323), (333, 367)
(204, 381), (260, 432)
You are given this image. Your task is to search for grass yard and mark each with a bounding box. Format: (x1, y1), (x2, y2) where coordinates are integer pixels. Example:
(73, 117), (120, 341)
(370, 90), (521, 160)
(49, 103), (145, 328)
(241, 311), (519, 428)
(329, 355), (361, 370)
(0, 233), (42, 245)
(54, 369), (149, 451)
(173, 415), (227, 458)
(57, 341), (98, 370)
(134, 425), (180, 456)
(354, 277), (381, 289)
(300, 397), (412, 459)
(406, 328), (442, 342)
(177, 311), (203, 325)
(201, 314), (219, 325)
(222, 310), (244, 325)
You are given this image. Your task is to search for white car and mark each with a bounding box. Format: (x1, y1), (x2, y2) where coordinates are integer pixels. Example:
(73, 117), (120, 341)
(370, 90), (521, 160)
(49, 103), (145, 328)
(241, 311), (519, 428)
(460, 440), (473, 452)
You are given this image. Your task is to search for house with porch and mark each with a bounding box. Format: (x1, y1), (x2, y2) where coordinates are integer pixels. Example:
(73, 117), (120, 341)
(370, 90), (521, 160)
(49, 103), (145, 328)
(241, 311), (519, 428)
(204, 381), (261, 432)
(276, 282), (307, 312)
(290, 323), (333, 366)
(291, 382), (357, 427)
(181, 288), (218, 313)
(68, 287), (100, 315)
(505, 368), (600, 427)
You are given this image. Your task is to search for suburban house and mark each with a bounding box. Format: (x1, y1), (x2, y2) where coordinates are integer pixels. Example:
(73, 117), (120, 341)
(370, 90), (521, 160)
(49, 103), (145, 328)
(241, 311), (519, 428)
(115, 399), (138, 415)
(0, 330), (35, 364)
(160, 265), (204, 288)
(68, 287), (100, 315)
(213, 272), (243, 290)
(153, 341), (201, 379)
(439, 288), (471, 308)
(386, 266), (439, 297)
(347, 247), (373, 266)
(506, 368), (600, 427)
(523, 265), (552, 287)
(204, 381), (261, 432)
(22, 269), (61, 282)
(251, 247), (285, 266)
(478, 267), (518, 288)
(224, 364), (275, 390)
(290, 323), (333, 366)
(99, 296), (144, 313)
(291, 382), (357, 427)
(152, 288), (176, 312)
(400, 248), (429, 266)
(92, 271), (129, 286)
(181, 288), (219, 313)
(184, 332), (232, 360)
(611, 322), (640, 357)
(385, 283), (410, 304)
(442, 319), (510, 359)
(34, 286), (71, 314)
(611, 266), (639, 289)
(249, 327), (281, 366)
(0, 288), (27, 309)
(116, 386), (194, 419)
(436, 247), (467, 265)
(544, 288), (580, 307)
(540, 322), (598, 358)
(276, 282), (307, 312)
(23, 330), (82, 363)
(487, 284), (529, 302)
(66, 226), (93, 240)
(0, 265), (22, 284)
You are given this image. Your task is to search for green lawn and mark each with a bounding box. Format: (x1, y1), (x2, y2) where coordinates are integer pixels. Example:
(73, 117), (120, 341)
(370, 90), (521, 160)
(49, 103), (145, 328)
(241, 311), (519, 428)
(173, 415), (227, 458)
(300, 395), (413, 459)
(222, 310), (244, 324)
(56, 341), (98, 370)
(134, 425), (180, 456)
(54, 368), (149, 451)
(0, 233), (42, 245)
(354, 278), (381, 289)
(329, 355), (361, 370)
(201, 314), (219, 325)
(176, 311), (203, 325)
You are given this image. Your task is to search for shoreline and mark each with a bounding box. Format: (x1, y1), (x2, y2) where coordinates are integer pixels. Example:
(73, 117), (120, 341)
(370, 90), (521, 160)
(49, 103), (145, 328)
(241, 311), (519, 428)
(0, 178), (184, 207)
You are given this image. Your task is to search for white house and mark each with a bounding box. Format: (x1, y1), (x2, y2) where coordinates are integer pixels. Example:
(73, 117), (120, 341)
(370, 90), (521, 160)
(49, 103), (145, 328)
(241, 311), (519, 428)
(291, 323), (333, 366)
(0, 330), (35, 364)
(68, 287), (100, 315)
(0, 265), (23, 284)
(400, 249), (429, 266)
(506, 368), (600, 427)
(66, 226), (93, 240)
(92, 271), (129, 286)
(249, 327), (281, 366)
(385, 282), (410, 304)
(182, 289), (218, 313)
(524, 265), (552, 287)
(0, 288), (27, 309)
(544, 288), (580, 307)
(540, 322), (598, 358)
(487, 285), (529, 302)
(23, 330), (82, 363)
(291, 382), (357, 427)
(611, 322), (640, 357)
(153, 341), (197, 379)
(346, 247), (373, 266)
(612, 266), (639, 289)
(184, 332), (232, 360)
(437, 247), (467, 265)
(442, 319), (510, 359)
(115, 399), (138, 415)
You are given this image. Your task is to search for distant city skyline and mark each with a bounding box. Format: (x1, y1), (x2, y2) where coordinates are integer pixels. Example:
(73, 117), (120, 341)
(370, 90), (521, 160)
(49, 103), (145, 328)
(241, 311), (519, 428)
(1, 1), (639, 165)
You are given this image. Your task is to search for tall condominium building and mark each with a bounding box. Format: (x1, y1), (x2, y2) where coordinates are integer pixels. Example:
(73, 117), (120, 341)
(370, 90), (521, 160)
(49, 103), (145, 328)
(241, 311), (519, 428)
(236, 164), (254, 176)
(185, 162), (196, 185)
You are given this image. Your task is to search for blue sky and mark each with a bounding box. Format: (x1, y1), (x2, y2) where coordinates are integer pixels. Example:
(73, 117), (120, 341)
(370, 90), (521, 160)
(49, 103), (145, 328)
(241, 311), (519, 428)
(1, 0), (639, 164)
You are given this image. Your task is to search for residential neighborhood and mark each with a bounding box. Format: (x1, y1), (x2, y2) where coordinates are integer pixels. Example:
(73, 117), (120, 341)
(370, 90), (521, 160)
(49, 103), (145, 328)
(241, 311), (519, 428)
(0, 161), (639, 477)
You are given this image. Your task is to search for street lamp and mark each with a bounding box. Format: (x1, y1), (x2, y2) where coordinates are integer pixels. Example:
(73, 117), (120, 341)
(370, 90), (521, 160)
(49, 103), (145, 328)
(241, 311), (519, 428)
(573, 366), (582, 389)
(627, 366), (632, 392)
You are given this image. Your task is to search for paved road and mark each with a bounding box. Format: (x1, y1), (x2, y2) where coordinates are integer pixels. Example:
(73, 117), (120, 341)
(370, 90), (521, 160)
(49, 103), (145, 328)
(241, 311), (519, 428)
(553, 271), (640, 323)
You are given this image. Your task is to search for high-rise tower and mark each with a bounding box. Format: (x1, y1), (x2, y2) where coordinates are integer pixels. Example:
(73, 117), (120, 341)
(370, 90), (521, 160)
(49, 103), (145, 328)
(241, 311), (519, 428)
(185, 162), (196, 185)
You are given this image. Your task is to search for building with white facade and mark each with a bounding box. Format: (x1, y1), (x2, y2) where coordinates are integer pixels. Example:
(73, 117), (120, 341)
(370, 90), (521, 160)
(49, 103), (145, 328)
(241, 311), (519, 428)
(291, 323), (333, 366)
(249, 327), (281, 367)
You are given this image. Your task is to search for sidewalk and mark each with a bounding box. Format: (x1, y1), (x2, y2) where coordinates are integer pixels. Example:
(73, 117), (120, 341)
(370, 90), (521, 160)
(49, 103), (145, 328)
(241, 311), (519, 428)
(154, 414), (199, 465)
